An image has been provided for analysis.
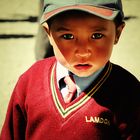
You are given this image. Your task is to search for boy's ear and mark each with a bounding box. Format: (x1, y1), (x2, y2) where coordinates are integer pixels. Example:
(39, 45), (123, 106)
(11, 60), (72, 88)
(42, 23), (53, 46)
(42, 22), (50, 34)
(114, 22), (125, 44)
(42, 24), (53, 46)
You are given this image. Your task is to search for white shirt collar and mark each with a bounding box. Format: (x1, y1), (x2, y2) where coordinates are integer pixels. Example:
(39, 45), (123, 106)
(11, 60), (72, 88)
(56, 62), (69, 84)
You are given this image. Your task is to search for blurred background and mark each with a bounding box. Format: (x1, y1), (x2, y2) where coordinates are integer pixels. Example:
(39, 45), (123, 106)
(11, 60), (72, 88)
(0, 0), (140, 131)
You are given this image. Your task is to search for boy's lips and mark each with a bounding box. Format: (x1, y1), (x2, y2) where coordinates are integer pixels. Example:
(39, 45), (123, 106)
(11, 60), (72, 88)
(74, 64), (92, 70)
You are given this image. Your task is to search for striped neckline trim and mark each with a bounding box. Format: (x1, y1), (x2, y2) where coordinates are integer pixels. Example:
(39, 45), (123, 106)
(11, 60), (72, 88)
(50, 62), (112, 118)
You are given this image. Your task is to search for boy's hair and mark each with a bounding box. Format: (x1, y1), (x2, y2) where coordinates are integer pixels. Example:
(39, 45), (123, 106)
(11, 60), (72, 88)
(114, 13), (124, 27)
(40, 0), (124, 27)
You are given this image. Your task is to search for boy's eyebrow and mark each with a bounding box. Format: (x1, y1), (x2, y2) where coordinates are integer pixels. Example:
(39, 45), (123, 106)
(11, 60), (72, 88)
(54, 27), (70, 32)
(91, 26), (107, 32)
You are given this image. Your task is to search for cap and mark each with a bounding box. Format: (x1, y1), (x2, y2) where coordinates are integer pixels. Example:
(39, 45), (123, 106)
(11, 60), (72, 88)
(40, 0), (124, 25)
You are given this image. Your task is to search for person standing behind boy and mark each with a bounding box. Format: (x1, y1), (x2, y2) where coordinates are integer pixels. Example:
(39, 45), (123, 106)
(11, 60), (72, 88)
(1, 0), (140, 140)
(35, 0), (54, 60)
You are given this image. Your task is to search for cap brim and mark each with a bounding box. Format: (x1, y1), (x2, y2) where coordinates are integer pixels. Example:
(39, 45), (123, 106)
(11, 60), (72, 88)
(40, 5), (119, 25)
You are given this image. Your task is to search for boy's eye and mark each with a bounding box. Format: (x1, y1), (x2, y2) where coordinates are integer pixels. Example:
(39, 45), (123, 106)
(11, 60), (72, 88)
(62, 34), (74, 40)
(92, 33), (103, 39)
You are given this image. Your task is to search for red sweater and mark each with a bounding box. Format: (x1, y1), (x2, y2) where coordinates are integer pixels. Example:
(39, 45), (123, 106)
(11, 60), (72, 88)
(1, 57), (140, 140)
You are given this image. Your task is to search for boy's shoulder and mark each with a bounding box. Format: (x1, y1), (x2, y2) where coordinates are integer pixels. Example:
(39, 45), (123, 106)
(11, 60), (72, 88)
(109, 62), (140, 89)
(32, 56), (56, 70)
(27, 56), (56, 71)
(111, 62), (139, 81)
(20, 57), (56, 80)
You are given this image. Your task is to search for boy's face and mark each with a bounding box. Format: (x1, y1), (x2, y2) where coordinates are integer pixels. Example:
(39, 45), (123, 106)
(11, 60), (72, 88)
(47, 12), (124, 77)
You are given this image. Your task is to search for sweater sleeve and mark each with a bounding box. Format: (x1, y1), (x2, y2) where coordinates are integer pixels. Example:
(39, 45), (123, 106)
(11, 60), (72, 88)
(0, 75), (27, 140)
(0, 58), (55, 140)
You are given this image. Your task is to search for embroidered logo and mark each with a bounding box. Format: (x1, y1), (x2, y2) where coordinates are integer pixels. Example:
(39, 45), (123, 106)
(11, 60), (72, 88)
(85, 116), (110, 126)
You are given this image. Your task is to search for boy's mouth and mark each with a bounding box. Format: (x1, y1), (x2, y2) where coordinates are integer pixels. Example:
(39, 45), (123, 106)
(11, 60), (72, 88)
(74, 64), (92, 70)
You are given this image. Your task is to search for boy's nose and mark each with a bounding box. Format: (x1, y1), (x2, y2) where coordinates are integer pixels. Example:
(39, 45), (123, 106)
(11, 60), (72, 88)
(75, 40), (92, 58)
(75, 47), (92, 59)
(76, 50), (91, 57)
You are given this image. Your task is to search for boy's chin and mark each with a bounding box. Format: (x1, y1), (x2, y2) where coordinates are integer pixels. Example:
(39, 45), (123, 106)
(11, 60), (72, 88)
(72, 71), (95, 78)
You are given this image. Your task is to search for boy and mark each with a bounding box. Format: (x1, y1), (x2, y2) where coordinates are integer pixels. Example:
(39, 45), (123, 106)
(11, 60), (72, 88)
(1, 0), (140, 139)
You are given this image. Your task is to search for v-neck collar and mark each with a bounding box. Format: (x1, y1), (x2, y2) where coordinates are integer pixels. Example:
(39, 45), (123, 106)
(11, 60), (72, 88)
(50, 62), (112, 118)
